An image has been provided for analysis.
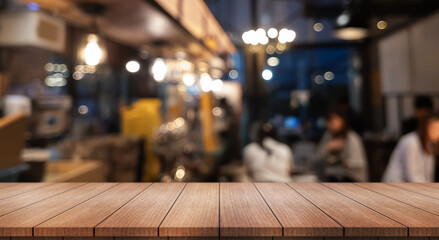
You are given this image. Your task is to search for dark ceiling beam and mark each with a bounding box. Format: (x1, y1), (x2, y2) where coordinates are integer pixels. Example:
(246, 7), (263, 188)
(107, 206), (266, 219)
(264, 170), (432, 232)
(303, 0), (439, 18)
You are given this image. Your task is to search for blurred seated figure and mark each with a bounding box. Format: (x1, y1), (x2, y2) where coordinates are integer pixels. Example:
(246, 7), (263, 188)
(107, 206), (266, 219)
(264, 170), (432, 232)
(244, 122), (293, 182)
(401, 95), (433, 135)
(315, 110), (368, 182)
(383, 113), (439, 182)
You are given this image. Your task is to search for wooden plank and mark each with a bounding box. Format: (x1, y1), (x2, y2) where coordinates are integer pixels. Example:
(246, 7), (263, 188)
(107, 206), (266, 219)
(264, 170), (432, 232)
(324, 183), (439, 236)
(11, 237), (61, 240)
(379, 238), (428, 240)
(64, 238), (113, 240)
(115, 238), (166, 240)
(0, 183), (52, 200)
(34, 183), (151, 236)
(356, 183), (439, 216)
(325, 237), (376, 240)
(160, 183), (219, 237)
(388, 183), (439, 199)
(0, 183), (84, 216)
(0, 183), (18, 189)
(326, 238), (376, 240)
(220, 183), (282, 237)
(275, 238), (324, 240)
(0, 183), (117, 236)
(96, 183), (186, 237)
(289, 183), (406, 237)
(255, 183), (342, 237)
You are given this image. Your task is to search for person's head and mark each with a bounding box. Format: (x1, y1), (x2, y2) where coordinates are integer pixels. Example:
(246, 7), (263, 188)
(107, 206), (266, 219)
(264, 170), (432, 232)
(414, 96), (433, 120)
(325, 110), (349, 137)
(255, 122), (277, 145)
(417, 113), (439, 154)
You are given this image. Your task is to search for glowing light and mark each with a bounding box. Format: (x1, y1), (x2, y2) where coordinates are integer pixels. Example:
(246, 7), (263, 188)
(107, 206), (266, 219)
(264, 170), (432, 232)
(377, 20), (388, 30)
(266, 45), (276, 54)
(286, 30), (296, 42)
(267, 28), (278, 38)
(78, 105), (88, 115)
(262, 69), (273, 81)
(175, 167), (185, 180)
(200, 73), (212, 92)
(267, 57), (279, 67)
(278, 28), (289, 44)
(324, 71), (335, 81)
(256, 29), (268, 44)
(314, 75), (324, 84)
(174, 117), (185, 127)
(242, 31), (251, 44)
(229, 70), (238, 79)
(182, 73), (195, 86)
(259, 36), (269, 45)
(212, 107), (222, 116)
(44, 63), (54, 72)
(276, 42), (286, 51)
(152, 58), (167, 82)
(337, 13), (350, 26)
(212, 79), (223, 92)
(313, 22), (324, 32)
(27, 2), (39, 11)
(126, 60), (140, 73)
(72, 71), (84, 80)
(83, 34), (103, 66)
(256, 28), (266, 37)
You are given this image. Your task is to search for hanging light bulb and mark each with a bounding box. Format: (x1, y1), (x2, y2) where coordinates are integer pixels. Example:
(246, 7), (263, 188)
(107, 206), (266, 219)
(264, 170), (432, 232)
(152, 58), (167, 82)
(83, 34), (102, 66)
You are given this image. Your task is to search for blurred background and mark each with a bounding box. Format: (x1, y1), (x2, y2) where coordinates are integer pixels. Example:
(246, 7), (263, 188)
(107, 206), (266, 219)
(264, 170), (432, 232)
(1, 0), (439, 183)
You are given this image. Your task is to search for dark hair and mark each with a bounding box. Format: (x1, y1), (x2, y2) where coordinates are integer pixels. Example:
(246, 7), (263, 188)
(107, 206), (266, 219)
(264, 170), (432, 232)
(256, 122), (277, 145)
(325, 109), (349, 138)
(417, 113), (439, 154)
(415, 96), (433, 110)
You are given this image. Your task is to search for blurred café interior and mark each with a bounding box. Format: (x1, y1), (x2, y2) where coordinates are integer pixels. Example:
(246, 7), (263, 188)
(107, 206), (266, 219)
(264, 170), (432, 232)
(1, 0), (439, 183)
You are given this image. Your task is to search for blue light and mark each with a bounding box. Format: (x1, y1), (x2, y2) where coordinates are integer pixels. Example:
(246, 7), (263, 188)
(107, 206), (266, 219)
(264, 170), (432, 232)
(284, 116), (300, 129)
(27, 2), (39, 11)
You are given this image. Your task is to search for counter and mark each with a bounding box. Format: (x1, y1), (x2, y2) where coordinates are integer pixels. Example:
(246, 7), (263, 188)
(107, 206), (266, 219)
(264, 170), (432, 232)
(0, 182), (438, 239)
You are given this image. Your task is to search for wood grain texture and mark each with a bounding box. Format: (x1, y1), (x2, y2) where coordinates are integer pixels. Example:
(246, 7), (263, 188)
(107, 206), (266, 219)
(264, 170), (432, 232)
(160, 183), (219, 237)
(34, 183), (151, 236)
(96, 183), (186, 237)
(356, 183), (439, 215)
(324, 183), (439, 236)
(255, 183), (342, 237)
(0, 183), (50, 200)
(64, 238), (113, 240)
(326, 238), (376, 240)
(220, 183), (282, 237)
(114, 238), (166, 240)
(0, 183), (84, 217)
(0, 183), (117, 236)
(388, 183), (439, 199)
(11, 237), (62, 240)
(275, 238), (324, 240)
(289, 183), (406, 237)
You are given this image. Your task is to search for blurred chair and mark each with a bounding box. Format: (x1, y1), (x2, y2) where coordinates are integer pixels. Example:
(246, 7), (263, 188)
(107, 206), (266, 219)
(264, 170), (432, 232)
(0, 113), (29, 181)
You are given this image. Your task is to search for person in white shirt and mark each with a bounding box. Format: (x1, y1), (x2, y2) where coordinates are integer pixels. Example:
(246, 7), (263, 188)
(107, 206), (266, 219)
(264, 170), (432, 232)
(382, 114), (439, 182)
(315, 110), (368, 182)
(244, 123), (293, 182)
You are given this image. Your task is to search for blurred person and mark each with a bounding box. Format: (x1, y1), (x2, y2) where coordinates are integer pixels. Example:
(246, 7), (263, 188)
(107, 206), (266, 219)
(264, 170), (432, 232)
(315, 110), (368, 182)
(401, 95), (434, 135)
(383, 113), (439, 182)
(243, 122), (293, 182)
(337, 96), (364, 135)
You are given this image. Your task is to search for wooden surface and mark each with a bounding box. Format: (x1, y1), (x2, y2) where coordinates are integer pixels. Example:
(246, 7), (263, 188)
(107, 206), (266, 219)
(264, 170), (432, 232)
(0, 183), (439, 239)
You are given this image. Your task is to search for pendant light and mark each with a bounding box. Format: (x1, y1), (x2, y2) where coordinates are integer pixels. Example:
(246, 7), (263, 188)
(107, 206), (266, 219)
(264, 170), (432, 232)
(78, 3), (107, 66)
(333, 0), (369, 40)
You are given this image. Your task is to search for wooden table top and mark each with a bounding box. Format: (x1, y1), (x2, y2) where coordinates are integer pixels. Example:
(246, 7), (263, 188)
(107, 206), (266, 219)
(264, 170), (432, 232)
(0, 182), (439, 240)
